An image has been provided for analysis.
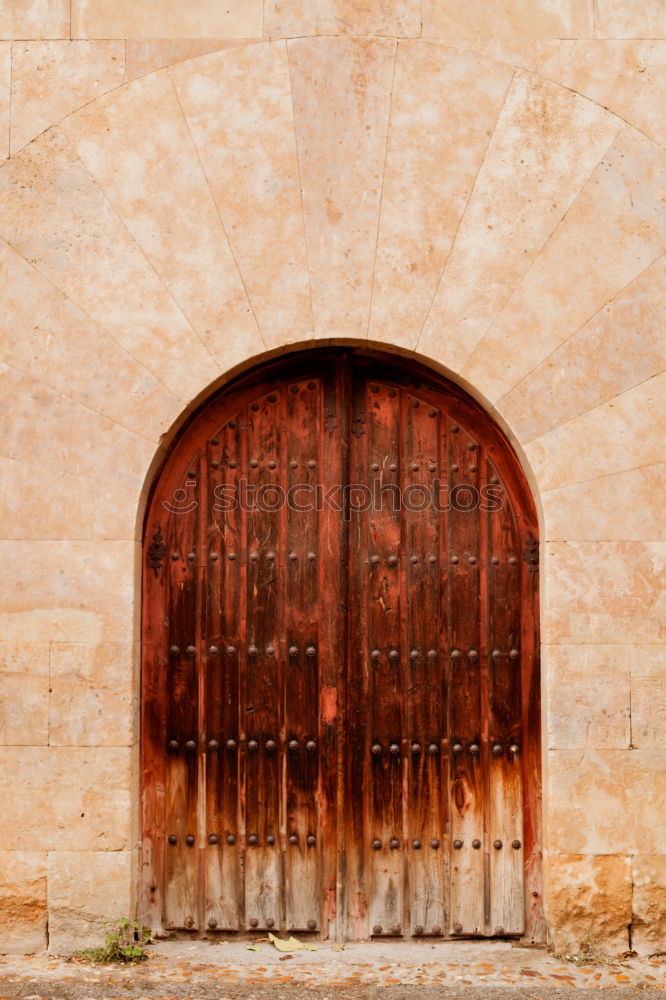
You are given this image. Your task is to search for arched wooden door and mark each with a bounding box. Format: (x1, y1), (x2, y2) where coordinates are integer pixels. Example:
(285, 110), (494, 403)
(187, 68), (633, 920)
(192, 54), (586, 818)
(141, 350), (541, 941)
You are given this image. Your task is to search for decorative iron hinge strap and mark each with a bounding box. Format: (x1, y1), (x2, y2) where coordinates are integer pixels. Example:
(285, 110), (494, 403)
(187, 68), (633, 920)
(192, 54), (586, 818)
(147, 525), (167, 577)
(522, 531), (539, 572)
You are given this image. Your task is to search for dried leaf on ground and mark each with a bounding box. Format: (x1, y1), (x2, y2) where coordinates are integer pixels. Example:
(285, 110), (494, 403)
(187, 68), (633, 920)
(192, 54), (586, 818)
(268, 933), (305, 952)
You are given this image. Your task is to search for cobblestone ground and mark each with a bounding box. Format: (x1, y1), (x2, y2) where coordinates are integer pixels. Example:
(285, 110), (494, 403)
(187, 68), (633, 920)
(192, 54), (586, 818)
(1, 938), (664, 999)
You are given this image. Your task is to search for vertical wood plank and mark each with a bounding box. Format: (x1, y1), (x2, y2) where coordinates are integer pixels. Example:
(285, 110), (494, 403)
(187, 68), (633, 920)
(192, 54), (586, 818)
(521, 524), (543, 941)
(320, 360), (347, 940)
(406, 392), (445, 937)
(164, 459), (200, 930)
(244, 391), (281, 931)
(365, 379), (404, 938)
(344, 370), (371, 939)
(204, 415), (241, 931)
(447, 420), (485, 936)
(487, 459), (524, 935)
(285, 377), (321, 931)
(141, 526), (168, 930)
(436, 400), (452, 938)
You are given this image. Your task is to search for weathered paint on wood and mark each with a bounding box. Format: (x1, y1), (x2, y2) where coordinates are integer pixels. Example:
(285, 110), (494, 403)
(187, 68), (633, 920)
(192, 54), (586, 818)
(365, 380), (404, 938)
(285, 378), (322, 932)
(141, 349), (541, 940)
(448, 419), (484, 936)
(487, 458), (524, 935)
(204, 413), (241, 931)
(406, 393), (446, 937)
(243, 391), (281, 931)
(164, 459), (200, 930)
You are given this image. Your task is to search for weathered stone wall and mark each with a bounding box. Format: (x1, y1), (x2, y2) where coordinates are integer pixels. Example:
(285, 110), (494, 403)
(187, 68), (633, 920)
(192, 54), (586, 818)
(0, 0), (664, 957)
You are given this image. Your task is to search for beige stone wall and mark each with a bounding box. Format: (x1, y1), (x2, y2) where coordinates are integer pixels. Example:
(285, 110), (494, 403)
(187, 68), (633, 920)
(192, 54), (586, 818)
(0, 0), (664, 957)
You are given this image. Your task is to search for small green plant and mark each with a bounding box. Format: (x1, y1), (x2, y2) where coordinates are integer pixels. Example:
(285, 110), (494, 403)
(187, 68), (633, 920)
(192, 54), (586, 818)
(73, 917), (152, 964)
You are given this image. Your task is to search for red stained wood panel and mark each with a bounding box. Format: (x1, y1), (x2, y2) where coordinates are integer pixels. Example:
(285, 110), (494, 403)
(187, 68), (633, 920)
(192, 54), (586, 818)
(487, 460), (524, 935)
(363, 379), (405, 937)
(318, 361), (347, 939)
(344, 372), (371, 939)
(285, 378), (322, 931)
(447, 420), (485, 936)
(141, 525), (168, 929)
(522, 537), (543, 942)
(405, 392), (446, 937)
(243, 391), (281, 931)
(204, 415), (242, 931)
(164, 459), (200, 930)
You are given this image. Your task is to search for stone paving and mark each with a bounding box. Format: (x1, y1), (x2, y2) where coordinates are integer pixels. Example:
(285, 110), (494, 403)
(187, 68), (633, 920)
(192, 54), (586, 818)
(0, 938), (665, 998)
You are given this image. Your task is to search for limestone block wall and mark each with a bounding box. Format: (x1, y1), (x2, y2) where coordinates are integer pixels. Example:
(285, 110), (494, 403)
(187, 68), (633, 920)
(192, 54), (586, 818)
(0, 0), (664, 957)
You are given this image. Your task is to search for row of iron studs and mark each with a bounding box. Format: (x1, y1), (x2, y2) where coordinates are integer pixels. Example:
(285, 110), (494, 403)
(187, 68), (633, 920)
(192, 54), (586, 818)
(167, 645), (519, 659)
(166, 738), (519, 755)
(170, 551), (514, 564)
(167, 833), (316, 848)
(167, 737), (317, 752)
(165, 833), (519, 851)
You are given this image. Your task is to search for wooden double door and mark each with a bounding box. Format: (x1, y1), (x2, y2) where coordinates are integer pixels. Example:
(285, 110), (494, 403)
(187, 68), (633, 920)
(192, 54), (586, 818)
(141, 350), (541, 941)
